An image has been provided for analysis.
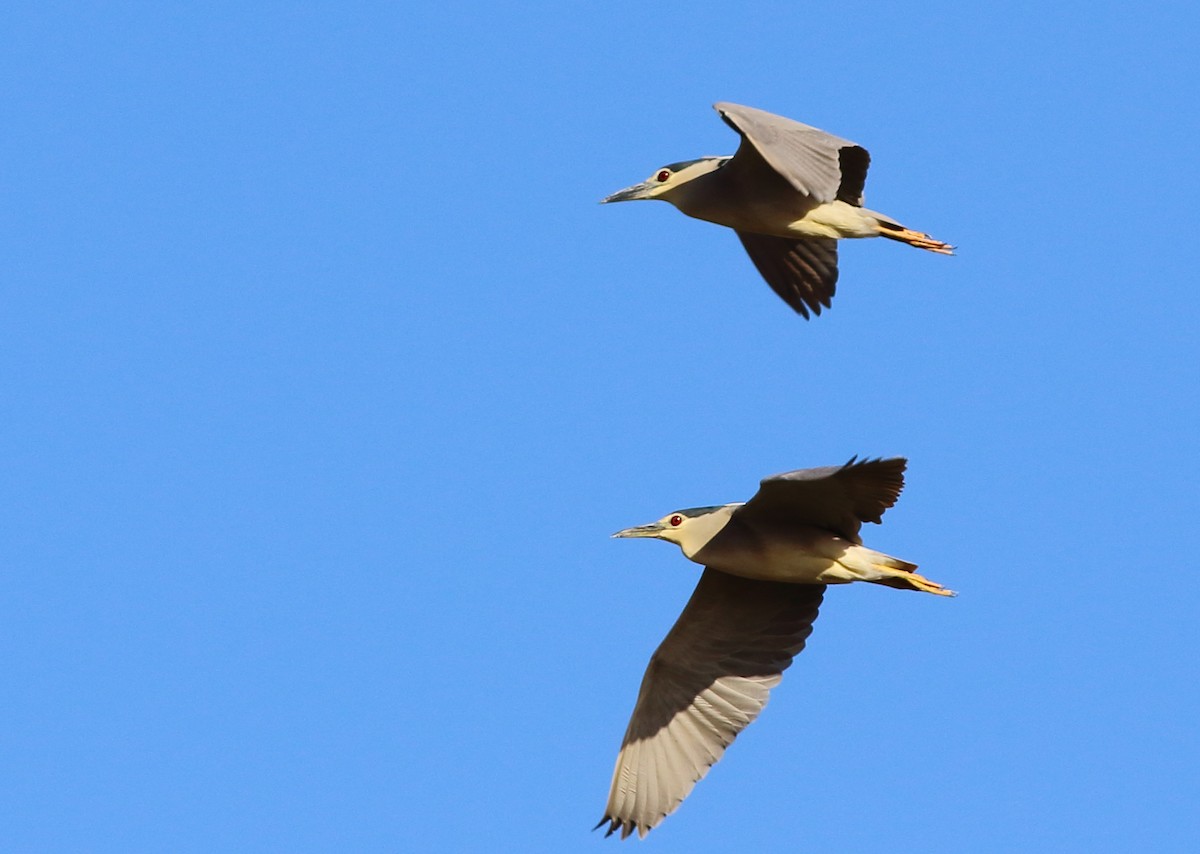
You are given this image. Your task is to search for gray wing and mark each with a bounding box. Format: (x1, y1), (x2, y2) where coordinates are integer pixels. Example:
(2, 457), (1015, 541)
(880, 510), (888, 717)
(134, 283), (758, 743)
(739, 457), (907, 543)
(715, 102), (870, 206)
(735, 232), (838, 318)
(597, 570), (825, 840)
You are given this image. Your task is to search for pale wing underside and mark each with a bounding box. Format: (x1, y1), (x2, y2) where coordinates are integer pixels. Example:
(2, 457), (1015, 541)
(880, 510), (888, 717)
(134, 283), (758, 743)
(734, 232), (838, 318)
(598, 570), (825, 840)
(715, 102), (869, 205)
(741, 457), (907, 543)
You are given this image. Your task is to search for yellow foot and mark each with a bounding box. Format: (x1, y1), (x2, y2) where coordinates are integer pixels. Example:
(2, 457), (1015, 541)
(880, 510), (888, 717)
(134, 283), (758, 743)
(908, 571), (956, 597)
(881, 225), (956, 255)
(910, 235), (955, 256)
(873, 563), (957, 596)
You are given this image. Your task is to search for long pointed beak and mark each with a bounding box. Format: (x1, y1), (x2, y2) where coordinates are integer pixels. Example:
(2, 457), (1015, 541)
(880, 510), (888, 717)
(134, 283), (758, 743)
(600, 181), (654, 204)
(612, 522), (663, 539)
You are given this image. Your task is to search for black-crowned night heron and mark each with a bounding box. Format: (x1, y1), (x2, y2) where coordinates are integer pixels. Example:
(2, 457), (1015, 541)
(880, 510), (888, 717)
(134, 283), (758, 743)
(602, 102), (953, 318)
(597, 457), (952, 840)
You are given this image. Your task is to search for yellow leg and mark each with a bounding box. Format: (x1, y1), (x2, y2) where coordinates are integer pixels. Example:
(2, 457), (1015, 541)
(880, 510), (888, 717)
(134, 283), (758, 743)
(905, 571), (957, 597)
(872, 563), (957, 597)
(879, 225), (956, 255)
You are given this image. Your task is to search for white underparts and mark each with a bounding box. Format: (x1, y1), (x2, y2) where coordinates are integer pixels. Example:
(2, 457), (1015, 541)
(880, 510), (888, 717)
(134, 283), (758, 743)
(816, 543), (916, 584)
(785, 201), (883, 239)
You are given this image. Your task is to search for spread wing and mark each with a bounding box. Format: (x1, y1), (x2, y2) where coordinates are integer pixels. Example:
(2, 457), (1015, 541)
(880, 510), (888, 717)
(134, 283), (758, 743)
(735, 232), (838, 318)
(597, 570), (825, 840)
(739, 457), (907, 543)
(715, 102), (870, 206)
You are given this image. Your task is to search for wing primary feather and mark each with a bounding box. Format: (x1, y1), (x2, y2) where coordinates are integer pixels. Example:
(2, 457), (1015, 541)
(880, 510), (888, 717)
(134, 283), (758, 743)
(598, 572), (825, 837)
(735, 232), (838, 317)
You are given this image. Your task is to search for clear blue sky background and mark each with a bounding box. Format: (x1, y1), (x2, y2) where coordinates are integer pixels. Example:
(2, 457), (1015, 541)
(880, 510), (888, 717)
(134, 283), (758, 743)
(4, 2), (1199, 851)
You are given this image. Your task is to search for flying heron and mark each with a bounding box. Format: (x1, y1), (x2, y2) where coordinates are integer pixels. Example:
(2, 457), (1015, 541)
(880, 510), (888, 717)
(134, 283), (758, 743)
(603, 103), (953, 318)
(597, 457), (952, 839)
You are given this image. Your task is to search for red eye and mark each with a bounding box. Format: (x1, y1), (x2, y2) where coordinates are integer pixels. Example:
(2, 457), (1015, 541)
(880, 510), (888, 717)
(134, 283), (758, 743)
(669, 515), (683, 527)
(656, 170), (671, 182)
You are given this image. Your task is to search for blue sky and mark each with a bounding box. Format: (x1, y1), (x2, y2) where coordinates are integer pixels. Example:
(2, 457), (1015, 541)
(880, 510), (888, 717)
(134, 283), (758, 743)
(4, 2), (1199, 851)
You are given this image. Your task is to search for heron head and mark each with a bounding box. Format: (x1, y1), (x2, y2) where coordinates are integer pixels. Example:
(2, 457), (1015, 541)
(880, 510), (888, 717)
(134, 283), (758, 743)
(612, 505), (734, 555)
(601, 158), (727, 204)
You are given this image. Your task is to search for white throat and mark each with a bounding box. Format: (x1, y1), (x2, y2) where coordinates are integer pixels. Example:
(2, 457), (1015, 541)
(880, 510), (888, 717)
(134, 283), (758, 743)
(677, 505), (741, 561)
